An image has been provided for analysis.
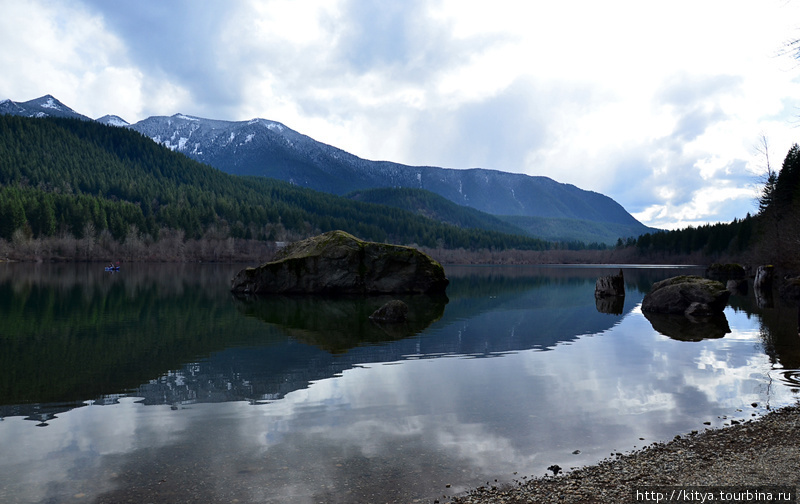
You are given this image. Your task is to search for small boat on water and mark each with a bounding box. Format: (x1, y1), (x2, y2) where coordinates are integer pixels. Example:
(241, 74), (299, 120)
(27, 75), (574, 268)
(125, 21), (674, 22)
(104, 266), (119, 271)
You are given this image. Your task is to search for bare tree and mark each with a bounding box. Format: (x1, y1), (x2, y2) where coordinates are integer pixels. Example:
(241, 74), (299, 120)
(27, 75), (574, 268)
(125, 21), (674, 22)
(755, 133), (777, 214)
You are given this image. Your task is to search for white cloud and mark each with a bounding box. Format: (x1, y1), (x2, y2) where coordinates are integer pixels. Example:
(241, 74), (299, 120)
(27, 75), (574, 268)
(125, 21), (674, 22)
(3, 0), (800, 228)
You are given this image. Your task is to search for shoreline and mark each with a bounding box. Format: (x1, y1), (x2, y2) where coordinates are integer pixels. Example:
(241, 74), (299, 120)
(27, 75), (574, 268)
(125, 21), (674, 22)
(452, 404), (800, 503)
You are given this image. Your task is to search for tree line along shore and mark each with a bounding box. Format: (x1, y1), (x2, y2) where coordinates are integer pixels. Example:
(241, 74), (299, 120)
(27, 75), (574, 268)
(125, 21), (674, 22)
(0, 114), (798, 271)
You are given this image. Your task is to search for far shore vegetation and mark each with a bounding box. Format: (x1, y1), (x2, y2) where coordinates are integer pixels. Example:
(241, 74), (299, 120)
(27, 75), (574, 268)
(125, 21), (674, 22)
(0, 115), (797, 271)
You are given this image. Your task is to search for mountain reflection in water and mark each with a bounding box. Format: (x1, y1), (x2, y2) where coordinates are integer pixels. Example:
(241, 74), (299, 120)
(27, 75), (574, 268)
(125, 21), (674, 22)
(1, 263), (800, 504)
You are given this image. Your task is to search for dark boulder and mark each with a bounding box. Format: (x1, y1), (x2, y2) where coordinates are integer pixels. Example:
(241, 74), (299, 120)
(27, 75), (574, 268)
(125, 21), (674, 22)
(642, 275), (730, 315)
(231, 230), (449, 295)
(754, 265), (774, 292)
(754, 265), (775, 308)
(595, 269), (625, 299)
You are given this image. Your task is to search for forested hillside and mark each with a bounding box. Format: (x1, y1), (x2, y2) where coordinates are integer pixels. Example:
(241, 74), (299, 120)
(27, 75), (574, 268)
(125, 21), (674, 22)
(0, 115), (554, 261)
(346, 187), (529, 237)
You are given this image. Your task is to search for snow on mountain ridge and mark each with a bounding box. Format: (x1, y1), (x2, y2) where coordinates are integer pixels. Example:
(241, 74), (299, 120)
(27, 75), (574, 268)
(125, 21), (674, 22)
(97, 115), (130, 127)
(41, 97), (61, 110)
(0, 95), (655, 238)
(0, 94), (89, 120)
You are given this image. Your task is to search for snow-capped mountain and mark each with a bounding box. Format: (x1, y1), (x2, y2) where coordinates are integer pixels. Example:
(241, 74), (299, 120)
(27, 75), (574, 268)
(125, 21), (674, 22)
(96, 114), (130, 127)
(0, 95), (91, 121)
(0, 95), (652, 234)
(127, 113), (645, 228)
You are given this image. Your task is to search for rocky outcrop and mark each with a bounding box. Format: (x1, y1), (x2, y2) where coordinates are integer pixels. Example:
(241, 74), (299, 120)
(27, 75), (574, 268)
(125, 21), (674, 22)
(594, 270), (625, 315)
(642, 275), (730, 315)
(230, 230), (449, 295)
(754, 265), (774, 292)
(595, 269), (625, 298)
(754, 265), (775, 308)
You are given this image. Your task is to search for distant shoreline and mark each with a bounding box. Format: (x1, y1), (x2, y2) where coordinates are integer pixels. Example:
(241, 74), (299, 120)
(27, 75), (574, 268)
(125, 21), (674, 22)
(0, 240), (711, 266)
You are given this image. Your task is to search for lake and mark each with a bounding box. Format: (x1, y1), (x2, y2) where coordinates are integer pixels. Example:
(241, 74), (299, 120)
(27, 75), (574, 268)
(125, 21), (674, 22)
(1, 263), (799, 503)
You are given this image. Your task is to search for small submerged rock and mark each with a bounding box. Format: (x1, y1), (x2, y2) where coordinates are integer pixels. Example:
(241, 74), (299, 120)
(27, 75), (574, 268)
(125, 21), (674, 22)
(369, 300), (409, 323)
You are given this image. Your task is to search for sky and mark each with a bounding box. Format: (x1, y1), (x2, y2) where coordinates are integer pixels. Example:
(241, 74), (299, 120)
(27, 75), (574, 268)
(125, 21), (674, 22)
(3, 0), (800, 230)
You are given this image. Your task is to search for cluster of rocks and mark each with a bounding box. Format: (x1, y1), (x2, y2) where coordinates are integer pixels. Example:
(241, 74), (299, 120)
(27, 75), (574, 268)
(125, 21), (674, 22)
(593, 263), (788, 340)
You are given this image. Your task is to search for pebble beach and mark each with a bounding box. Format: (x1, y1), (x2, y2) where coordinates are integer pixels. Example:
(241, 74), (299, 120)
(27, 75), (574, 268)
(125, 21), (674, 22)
(451, 405), (800, 504)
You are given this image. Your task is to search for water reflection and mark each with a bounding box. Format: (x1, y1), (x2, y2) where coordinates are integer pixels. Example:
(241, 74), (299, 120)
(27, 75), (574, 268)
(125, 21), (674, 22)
(643, 311), (731, 341)
(1, 264), (800, 504)
(596, 295), (625, 314)
(234, 294), (448, 352)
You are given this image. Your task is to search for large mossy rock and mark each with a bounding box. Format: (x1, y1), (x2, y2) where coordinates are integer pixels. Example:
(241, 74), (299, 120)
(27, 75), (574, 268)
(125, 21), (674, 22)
(642, 275), (730, 315)
(230, 230), (449, 295)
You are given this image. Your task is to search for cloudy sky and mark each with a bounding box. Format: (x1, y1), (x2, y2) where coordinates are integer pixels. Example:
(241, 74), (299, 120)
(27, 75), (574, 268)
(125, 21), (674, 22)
(3, 0), (800, 229)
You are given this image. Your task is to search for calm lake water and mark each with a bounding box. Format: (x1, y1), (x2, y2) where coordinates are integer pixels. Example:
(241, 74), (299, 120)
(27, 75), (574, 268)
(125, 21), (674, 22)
(1, 263), (799, 503)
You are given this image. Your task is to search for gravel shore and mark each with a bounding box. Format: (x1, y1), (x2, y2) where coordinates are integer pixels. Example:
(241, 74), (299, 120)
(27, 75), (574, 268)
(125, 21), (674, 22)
(452, 405), (800, 504)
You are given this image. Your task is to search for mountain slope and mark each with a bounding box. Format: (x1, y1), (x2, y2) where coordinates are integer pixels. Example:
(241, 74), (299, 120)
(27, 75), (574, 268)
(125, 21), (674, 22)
(96, 115), (130, 127)
(0, 95), (91, 121)
(0, 114), (553, 251)
(498, 215), (653, 245)
(127, 114), (648, 230)
(1, 95), (656, 243)
(346, 187), (530, 237)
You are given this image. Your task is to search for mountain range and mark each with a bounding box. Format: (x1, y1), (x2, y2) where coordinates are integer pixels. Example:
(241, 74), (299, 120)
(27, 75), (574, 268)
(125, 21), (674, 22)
(0, 95), (656, 243)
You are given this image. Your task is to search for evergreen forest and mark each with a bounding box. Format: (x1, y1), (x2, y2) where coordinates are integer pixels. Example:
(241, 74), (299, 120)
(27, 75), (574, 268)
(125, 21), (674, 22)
(630, 141), (800, 270)
(0, 114), (796, 266)
(0, 115), (555, 261)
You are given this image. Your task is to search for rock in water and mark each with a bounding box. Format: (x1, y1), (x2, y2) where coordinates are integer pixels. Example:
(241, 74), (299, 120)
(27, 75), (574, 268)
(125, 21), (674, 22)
(754, 265), (774, 292)
(230, 230), (449, 295)
(595, 269), (625, 298)
(642, 275), (730, 315)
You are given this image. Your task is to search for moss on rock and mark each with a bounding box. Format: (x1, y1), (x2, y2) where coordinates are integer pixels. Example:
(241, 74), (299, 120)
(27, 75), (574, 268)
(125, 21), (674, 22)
(231, 230), (449, 295)
(642, 275), (730, 315)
